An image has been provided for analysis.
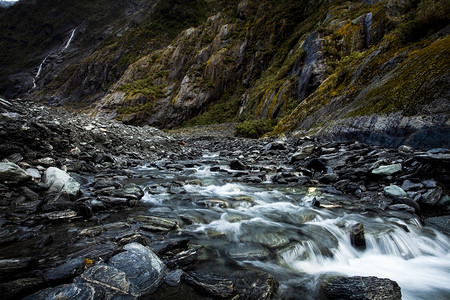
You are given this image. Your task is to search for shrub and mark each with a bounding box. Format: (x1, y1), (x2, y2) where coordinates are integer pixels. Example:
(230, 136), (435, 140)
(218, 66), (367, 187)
(235, 119), (275, 138)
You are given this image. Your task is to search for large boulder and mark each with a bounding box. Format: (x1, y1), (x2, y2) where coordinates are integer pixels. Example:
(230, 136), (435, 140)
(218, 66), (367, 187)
(0, 162), (31, 184)
(43, 167), (80, 197)
(107, 243), (166, 295)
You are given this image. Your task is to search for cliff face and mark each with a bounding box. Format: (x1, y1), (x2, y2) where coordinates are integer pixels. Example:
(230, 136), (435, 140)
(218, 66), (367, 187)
(1, 0), (449, 147)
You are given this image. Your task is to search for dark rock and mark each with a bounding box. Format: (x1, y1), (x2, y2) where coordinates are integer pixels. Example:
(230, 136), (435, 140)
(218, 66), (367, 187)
(108, 243), (166, 295)
(229, 159), (248, 170)
(44, 258), (85, 282)
(264, 141), (286, 151)
(76, 265), (139, 299)
(424, 216), (450, 235)
(234, 270), (278, 300)
(0, 277), (45, 300)
(182, 271), (234, 298)
(388, 203), (415, 213)
(349, 222), (366, 250)
(401, 180), (423, 191)
(23, 283), (104, 300)
(134, 215), (178, 232)
(165, 269), (184, 286)
(0, 257), (34, 278)
(323, 276), (402, 300)
(420, 187), (443, 206)
(164, 249), (197, 270)
(0, 162), (31, 184)
(306, 158), (327, 173)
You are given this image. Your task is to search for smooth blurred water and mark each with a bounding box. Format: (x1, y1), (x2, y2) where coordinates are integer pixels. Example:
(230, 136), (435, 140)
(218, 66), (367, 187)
(134, 155), (450, 299)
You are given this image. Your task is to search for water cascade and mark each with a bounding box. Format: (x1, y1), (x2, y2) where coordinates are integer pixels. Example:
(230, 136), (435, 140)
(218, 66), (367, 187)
(30, 28), (76, 91)
(134, 153), (450, 300)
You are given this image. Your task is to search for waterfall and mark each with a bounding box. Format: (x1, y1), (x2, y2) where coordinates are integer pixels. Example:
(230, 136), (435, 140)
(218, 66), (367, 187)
(63, 29), (76, 50)
(31, 54), (49, 90)
(30, 28), (76, 91)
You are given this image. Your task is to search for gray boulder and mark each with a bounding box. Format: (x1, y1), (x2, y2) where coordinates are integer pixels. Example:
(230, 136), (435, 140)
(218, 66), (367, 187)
(372, 163), (402, 176)
(0, 162), (31, 184)
(108, 243), (166, 295)
(384, 185), (407, 199)
(43, 167), (80, 197)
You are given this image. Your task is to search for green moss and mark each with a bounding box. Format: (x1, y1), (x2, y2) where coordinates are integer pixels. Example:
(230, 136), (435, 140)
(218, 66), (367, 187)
(235, 119), (276, 139)
(347, 36), (450, 117)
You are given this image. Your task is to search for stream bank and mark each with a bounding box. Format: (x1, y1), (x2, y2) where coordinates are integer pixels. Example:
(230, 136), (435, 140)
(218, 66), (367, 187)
(1, 99), (449, 299)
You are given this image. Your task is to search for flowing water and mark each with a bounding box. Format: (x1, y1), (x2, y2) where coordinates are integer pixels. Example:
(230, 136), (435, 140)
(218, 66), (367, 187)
(130, 151), (450, 299)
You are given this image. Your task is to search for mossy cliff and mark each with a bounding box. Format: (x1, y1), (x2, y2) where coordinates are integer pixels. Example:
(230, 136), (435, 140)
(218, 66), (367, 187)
(1, 0), (449, 146)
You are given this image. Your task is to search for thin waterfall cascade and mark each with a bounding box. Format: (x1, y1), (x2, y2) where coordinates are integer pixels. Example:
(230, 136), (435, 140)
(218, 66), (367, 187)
(30, 28), (76, 91)
(63, 29), (76, 50)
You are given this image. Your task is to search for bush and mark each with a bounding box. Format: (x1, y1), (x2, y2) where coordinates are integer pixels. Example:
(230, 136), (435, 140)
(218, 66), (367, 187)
(235, 119), (275, 138)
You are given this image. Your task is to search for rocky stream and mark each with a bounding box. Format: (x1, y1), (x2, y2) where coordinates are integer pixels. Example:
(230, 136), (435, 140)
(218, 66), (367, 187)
(1, 98), (449, 300)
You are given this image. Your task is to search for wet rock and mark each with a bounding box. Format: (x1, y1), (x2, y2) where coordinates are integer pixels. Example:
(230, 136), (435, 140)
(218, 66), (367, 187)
(229, 159), (248, 170)
(420, 187), (443, 206)
(388, 203), (415, 213)
(240, 223), (289, 248)
(234, 270), (278, 300)
(401, 179), (423, 191)
(0, 257), (34, 278)
(37, 209), (78, 221)
(25, 168), (41, 181)
(392, 197), (420, 213)
(228, 243), (271, 260)
(115, 183), (144, 200)
(264, 141), (286, 151)
(349, 222), (366, 250)
(424, 216), (450, 235)
(76, 265), (139, 299)
(299, 225), (338, 256)
(323, 276), (402, 300)
(0, 277), (45, 300)
(291, 144), (315, 162)
(164, 249), (197, 270)
(43, 258), (85, 282)
(383, 185), (407, 199)
(134, 215), (178, 232)
(23, 283), (103, 300)
(0, 162), (31, 184)
(165, 269), (184, 286)
(197, 198), (232, 208)
(43, 167), (80, 197)
(182, 271), (234, 298)
(372, 163), (402, 176)
(108, 243), (166, 295)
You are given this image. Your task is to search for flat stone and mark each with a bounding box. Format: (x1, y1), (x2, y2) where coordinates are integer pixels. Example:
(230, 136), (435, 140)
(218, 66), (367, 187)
(420, 187), (443, 206)
(324, 276), (402, 300)
(291, 144), (315, 162)
(372, 163), (402, 176)
(384, 185), (407, 199)
(228, 243), (271, 260)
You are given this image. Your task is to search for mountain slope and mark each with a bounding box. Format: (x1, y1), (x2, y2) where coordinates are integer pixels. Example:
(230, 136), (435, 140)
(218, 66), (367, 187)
(1, 0), (449, 147)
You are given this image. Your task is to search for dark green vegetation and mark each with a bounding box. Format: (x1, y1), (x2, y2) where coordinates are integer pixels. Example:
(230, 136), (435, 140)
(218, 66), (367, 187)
(1, 0), (449, 139)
